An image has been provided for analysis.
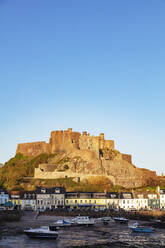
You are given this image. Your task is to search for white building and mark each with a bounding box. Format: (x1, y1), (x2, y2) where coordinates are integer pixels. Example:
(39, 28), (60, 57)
(119, 192), (134, 210)
(106, 192), (119, 209)
(36, 187), (66, 210)
(20, 191), (36, 210)
(0, 189), (9, 205)
(160, 189), (165, 210)
(133, 193), (148, 210)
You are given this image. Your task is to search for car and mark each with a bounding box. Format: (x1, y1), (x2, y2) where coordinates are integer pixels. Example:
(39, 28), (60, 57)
(129, 208), (137, 212)
(39, 209), (45, 212)
(0, 207), (6, 210)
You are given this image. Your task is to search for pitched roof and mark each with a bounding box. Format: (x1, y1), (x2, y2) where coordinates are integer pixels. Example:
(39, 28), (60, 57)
(107, 192), (119, 199)
(160, 189), (165, 194)
(36, 187), (66, 194)
(119, 192), (133, 199)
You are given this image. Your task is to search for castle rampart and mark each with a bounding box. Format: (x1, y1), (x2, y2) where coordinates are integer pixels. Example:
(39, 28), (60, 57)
(49, 129), (80, 153)
(16, 142), (51, 157)
(16, 128), (115, 157)
(35, 167), (116, 184)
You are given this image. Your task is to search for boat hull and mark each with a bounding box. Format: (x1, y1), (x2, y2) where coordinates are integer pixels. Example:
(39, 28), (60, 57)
(131, 227), (153, 233)
(114, 218), (129, 224)
(24, 231), (58, 239)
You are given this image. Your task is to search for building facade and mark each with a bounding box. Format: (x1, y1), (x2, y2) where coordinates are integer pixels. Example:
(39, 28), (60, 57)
(65, 192), (107, 210)
(10, 191), (22, 209)
(119, 192), (134, 210)
(36, 187), (65, 210)
(147, 193), (160, 210)
(20, 191), (36, 210)
(133, 193), (148, 210)
(106, 192), (119, 209)
(0, 189), (9, 206)
(159, 189), (165, 209)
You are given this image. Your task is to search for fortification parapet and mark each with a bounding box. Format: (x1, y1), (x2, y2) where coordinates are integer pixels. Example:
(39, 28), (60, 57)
(104, 140), (114, 149)
(16, 141), (51, 157)
(122, 154), (132, 164)
(99, 133), (104, 139)
(82, 131), (87, 136)
(50, 129), (80, 153)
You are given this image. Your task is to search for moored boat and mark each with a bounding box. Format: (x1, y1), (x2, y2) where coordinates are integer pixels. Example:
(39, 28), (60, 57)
(24, 226), (58, 239)
(151, 220), (165, 229)
(129, 222), (153, 233)
(49, 219), (71, 229)
(101, 217), (112, 225)
(70, 216), (95, 226)
(113, 217), (129, 224)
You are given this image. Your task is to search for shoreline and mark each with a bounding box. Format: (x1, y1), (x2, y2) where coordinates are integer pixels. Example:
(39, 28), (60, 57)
(0, 212), (165, 247)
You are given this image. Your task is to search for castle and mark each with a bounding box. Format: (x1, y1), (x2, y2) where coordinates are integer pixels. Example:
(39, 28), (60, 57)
(16, 128), (157, 188)
(17, 128), (115, 158)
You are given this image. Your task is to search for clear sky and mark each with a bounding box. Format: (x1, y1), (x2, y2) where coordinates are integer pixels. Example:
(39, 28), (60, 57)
(0, 0), (165, 174)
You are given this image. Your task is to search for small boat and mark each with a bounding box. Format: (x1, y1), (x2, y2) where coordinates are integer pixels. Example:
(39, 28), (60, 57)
(151, 220), (165, 229)
(113, 217), (129, 224)
(24, 226), (58, 239)
(70, 216), (95, 226)
(49, 219), (71, 228)
(101, 217), (112, 225)
(129, 222), (153, 233)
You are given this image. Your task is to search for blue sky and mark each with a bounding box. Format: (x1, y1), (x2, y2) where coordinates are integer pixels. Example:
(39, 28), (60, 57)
(0, 0), (165, 174)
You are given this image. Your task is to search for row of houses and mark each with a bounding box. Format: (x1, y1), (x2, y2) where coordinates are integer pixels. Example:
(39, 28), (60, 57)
(0, 187), (165, 211)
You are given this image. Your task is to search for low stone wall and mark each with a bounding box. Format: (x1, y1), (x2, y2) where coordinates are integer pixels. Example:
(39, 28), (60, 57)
(34, 168), (115, 184)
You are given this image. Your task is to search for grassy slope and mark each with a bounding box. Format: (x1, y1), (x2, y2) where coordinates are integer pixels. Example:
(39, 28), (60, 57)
(0, 153), (164, 192)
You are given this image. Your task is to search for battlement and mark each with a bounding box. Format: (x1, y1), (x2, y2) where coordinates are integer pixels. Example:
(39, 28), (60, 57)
(16, 141), (51, 157)
(16, 128), (115, 157)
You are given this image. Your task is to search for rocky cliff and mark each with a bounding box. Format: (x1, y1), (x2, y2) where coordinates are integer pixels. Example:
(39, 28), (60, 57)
(16, 128), (157, 188)
(0, 163), (3, 168)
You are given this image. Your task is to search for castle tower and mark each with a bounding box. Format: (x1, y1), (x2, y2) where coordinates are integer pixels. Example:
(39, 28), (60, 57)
(49, 128), (80, 153)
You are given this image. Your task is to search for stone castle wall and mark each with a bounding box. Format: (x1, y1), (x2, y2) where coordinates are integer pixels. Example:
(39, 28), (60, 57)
(16, 142), (51, 157)
(16, 128), (115, 157)
(35, 167), (116, 184)
(49, 129), (80, 153)
(122, 154), (132, 164)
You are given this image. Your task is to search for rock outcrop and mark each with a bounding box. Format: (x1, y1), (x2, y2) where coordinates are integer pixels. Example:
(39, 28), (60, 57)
(0, 163), (4, 168)
(16, 128), (157, 188)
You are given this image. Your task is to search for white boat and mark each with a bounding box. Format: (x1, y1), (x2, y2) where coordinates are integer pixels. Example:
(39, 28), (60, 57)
(49, 219), (71, 228)
(70, 216), (95, 226)
(24, 226), (58, 239)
